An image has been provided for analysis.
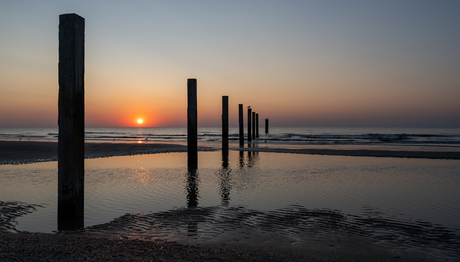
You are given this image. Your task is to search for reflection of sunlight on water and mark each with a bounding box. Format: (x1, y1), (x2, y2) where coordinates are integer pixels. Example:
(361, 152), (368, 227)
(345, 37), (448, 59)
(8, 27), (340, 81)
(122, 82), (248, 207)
(134, 167), (154, 186)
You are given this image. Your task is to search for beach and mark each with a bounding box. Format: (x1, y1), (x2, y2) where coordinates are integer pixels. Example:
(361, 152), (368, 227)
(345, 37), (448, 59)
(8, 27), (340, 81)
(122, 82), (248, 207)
(2, 140), (459, 166)
(0, 229), (437, 262)
(0, 231), (312, 262)
(0, 141), (189, 165)
(1, 140), (460, 261)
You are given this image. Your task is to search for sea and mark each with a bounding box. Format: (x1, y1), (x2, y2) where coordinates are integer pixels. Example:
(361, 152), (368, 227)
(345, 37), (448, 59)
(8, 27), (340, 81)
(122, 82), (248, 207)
(1, 126), (460, 149)
(1, 127), (460, 260)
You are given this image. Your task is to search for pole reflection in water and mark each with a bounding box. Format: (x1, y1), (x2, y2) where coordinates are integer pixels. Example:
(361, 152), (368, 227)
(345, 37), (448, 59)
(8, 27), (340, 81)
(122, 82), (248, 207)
(185, 167), (199, 236)
(218, 151), (232, 206)
(239, 150), (244, 168)
(246, 143), (259, 168)
(186, 168), (199, 208)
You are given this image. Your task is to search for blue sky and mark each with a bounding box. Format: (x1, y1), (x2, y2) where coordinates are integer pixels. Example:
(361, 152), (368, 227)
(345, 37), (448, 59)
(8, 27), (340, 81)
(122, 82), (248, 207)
(1, 1), (459, 127)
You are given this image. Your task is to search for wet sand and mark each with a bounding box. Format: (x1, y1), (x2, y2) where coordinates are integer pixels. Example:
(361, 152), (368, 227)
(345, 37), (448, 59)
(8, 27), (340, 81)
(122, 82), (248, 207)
(0, 232), (309, 262)
(0, 230), (441, 262)
(82, 206), (452, 262)
(1, 141), (459, 166)
(0, 141), (189, 165)
(241, 146), (460, 159)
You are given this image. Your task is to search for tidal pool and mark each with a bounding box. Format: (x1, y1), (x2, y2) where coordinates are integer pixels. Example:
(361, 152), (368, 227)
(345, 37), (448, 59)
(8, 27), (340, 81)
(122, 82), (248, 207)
(1, 151), (459, 260)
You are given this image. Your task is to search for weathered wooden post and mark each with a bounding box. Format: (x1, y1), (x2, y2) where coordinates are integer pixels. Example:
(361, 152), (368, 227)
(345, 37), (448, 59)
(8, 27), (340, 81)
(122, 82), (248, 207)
(187, 79), (198, 170)
(222, 96), (229, 166)
(58, 13), (85, 231)
(238, 104), (244, 147)
(265, 118), (269, 134)
(252, 111), (256, 140)
(222, 96), (229, 152)
(256, 113), (259, 138)
(247, 107), (252, 142)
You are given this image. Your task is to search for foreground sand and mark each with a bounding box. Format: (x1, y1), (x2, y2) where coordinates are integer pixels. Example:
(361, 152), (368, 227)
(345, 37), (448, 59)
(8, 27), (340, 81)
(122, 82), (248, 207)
(0, 230), (443, 262)
(0, 232), (309, 262)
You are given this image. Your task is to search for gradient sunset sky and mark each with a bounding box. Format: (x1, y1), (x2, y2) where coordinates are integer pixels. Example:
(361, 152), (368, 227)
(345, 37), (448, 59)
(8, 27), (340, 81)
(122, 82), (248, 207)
(1, 1), (459, 128)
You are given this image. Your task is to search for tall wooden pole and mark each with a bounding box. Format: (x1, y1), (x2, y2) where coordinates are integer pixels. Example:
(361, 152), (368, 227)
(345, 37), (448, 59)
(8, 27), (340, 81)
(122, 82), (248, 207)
(252, 111), (256, 140)
(238, 104), (244, 147)
(58, 13), (85, 231)
(187, 79), (198, 170)
(265, 118), (269, 134)
(256, 113), (259, 138)
(222, 96), (229, 151)
(247, 107), (252, 142)
(222, 96), (229, 164)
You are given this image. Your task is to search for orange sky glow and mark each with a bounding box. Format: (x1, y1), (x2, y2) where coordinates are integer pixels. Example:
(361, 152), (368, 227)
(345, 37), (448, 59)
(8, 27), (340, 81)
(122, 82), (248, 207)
(1, 1), (459, 128)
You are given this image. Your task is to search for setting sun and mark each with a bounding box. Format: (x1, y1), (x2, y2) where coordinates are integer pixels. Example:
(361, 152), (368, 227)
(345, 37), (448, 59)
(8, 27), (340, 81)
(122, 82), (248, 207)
(137, 119), (143, 124)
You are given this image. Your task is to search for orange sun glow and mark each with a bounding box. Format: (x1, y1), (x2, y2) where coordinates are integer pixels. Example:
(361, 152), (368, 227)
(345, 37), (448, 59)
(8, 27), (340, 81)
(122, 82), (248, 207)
(137, 119), (143, 124)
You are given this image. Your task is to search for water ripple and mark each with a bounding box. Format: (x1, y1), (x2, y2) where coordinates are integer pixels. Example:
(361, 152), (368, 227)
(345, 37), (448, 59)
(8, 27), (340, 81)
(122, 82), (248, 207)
(85, 204), (460, 260)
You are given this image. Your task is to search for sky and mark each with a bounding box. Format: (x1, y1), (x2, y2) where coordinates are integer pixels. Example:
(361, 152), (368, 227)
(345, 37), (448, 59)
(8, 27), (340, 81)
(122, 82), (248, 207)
(1, 1), (459, 128)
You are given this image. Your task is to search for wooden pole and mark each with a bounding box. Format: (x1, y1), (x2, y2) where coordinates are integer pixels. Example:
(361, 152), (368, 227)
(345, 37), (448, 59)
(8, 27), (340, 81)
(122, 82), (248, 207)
(265, 118), (269, 134)
(58, 13), (85, 231)
(222, 96), (229, 167)
(187, 79), (198, 170)
(252, 111), (256, 140)
(256, 113), (259, 138)
(247, 107), (252, 142)
(222, 96), (229, 152)
(238, 104), (244, 147)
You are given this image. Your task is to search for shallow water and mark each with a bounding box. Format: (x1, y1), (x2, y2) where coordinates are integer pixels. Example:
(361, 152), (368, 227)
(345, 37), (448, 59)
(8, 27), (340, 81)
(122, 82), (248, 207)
(1, 151), (460, 259)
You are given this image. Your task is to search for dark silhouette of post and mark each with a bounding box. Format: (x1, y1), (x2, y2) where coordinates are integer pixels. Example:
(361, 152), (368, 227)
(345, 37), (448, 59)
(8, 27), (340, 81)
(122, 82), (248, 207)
(222, 96), (229, 166)
(247, 107), (252, 142)
(256, 113), (259, 138)
(252, 112), (256, 140)
(222, 96), (229, 152)
(238, 104), (244, 147)
(58, 13), (85, 231)
(187, 79), (198, 169)
(265, 118), (269, 134)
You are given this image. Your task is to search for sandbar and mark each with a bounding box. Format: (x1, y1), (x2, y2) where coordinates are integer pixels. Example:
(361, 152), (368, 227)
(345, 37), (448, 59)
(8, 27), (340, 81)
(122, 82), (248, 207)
(0, 141), (188, 165)
(2, 141), (460, 165)
(242, 146), (460, 159)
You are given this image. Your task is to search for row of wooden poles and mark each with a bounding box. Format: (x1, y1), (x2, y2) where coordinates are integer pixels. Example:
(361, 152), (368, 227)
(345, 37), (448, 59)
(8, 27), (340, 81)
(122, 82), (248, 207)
(57, 14), (269, 230)
(187, 80), (269, 169)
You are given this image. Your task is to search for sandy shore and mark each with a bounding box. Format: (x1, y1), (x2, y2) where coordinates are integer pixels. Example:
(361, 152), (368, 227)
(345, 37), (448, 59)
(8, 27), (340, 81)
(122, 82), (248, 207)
(0, 141), (189, 165)
(0, 232), (310, 262)
(241, 146), (460, 159)
(1, 141), (459, 165)
(0, 230), (442, 262)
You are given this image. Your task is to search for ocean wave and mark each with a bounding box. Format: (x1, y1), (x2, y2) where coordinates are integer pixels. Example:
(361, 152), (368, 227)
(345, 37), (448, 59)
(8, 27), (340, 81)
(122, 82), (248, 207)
(1, 127), (459, 146)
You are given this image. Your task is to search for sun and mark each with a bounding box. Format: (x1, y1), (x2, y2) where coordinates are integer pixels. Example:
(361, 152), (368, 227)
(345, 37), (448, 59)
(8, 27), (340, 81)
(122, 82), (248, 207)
(137, 119), (143, 124)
